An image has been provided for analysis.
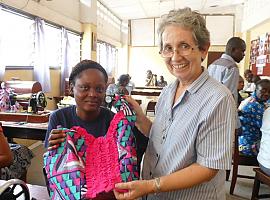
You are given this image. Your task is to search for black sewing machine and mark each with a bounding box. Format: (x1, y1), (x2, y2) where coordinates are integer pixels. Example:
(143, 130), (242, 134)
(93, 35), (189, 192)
(0, 81), (47, 113)
(9, 92), (47, 113)
(0, 179), (30, 200)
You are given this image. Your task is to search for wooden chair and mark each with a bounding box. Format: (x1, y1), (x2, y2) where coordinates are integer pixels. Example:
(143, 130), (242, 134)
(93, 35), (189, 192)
(145, 101), (156, 115)
(251, 168), (270, 200)
(229, 129), (259, 195)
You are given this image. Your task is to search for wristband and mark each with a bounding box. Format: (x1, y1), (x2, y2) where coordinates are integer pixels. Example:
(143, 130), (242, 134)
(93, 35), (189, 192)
(154, 177), (161, 194)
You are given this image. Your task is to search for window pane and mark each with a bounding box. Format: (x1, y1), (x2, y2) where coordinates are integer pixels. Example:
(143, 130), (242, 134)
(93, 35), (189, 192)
(67, 32), (80, 68)
(97, 42), (117, 76)
(0, 10), (34, 66)
(44, 25), (61, 67)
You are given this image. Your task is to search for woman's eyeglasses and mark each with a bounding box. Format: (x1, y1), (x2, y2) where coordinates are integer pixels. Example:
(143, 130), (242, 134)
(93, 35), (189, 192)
(159, 43), (197, 58)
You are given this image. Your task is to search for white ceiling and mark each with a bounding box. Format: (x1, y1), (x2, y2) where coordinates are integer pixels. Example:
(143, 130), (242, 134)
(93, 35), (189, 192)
(98, 0), (244, 20)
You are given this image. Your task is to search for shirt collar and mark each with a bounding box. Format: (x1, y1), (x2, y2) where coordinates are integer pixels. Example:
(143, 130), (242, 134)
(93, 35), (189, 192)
(187, 67), (209, 94)
(169, 67), (209, 95)
(221, 53), (235, 63)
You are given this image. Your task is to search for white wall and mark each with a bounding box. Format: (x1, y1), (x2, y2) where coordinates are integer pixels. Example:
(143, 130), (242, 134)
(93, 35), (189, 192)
(242, 0), (270, 31)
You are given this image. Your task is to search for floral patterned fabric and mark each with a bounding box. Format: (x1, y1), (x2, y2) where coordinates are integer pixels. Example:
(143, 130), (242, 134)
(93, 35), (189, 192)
(238, 93), (266, 156)
(0, 144), (34, 180)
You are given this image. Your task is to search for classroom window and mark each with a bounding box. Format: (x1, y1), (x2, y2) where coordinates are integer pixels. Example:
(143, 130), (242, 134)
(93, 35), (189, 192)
(0, 5), (81, 69)
(0, 9), (34, 66)
(97, 41), (118, 76)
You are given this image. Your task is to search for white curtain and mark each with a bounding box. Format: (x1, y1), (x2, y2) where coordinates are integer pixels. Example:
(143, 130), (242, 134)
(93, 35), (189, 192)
(60, 28), (71, 95)
(34, 18), (51, 92)
(97, 42), (117, 76)
(0, 6), (5, 80)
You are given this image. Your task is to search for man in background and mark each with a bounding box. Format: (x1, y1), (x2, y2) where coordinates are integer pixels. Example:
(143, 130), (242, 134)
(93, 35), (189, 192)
(208, 37), (246, 104)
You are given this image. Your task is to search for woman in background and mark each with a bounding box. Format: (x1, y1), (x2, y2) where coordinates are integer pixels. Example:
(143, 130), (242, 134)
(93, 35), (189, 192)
(0, 125), (33, 181)
(238, 79), (270, 156)
(106, 74), (131, 95)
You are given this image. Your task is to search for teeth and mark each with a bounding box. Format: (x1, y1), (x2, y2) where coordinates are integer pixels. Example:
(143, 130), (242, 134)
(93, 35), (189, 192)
(172, 64), (186, 69)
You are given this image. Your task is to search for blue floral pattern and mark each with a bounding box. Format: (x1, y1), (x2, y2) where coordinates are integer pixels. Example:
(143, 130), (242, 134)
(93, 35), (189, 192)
(238, 93), (266, 156)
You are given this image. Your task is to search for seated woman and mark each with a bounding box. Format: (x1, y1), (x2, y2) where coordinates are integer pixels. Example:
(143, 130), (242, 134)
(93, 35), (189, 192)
(0, 125), (33, 181)
(257, 107), (270, 176)
(238, 79), (270, 156)
(157, 75), (167, 87)
(45, 60), (148, 199)
(106, 74), (130, 96)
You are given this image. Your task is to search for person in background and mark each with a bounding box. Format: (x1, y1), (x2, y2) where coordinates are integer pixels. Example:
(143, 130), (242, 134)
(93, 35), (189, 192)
(45, 60), (148, 199)
(252, 74), (261, 84)
(145, 70), (155, 86)
(126, 74), (135, 92)
(244, 69), (252, 80)
(257, 107), (270, 176)
(208, 37), (246, 104)
(237, 76), (245, 107)
(238, 79), (270, 156)
(243, 69), (256, 93)
(157, 75), (167, 87)
(106, 74), (130, 95)
(0, 125), (12, 168)
(114, 7), (235, 200)
(0, 124), (33, 181)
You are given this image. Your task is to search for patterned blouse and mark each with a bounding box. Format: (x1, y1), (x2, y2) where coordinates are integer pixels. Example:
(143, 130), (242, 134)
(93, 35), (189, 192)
(238, 93), (266, 156)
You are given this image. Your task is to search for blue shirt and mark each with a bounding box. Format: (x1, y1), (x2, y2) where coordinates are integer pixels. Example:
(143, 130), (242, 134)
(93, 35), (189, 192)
(238, 93), (265, 156)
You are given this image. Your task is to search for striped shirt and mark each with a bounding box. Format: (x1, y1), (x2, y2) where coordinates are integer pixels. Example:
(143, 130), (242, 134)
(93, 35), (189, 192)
(142, 69), (235, 200)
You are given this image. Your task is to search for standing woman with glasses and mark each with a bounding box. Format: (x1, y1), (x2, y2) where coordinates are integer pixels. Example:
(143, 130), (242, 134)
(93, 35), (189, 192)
(114, 8), (235, 200)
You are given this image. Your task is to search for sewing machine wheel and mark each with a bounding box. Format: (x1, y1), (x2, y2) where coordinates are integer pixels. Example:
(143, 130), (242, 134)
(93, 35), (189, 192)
(0, 179), (30, 200)
(36, 91), (47, 108)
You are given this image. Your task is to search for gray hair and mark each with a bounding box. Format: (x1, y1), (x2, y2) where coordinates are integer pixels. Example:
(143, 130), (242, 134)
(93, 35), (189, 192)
(157, 7), (210, 51)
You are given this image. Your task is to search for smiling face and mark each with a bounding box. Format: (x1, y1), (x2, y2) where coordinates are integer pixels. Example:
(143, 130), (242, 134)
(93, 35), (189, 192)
(71, 68), (106, 116)
(161, 25), (209, 85)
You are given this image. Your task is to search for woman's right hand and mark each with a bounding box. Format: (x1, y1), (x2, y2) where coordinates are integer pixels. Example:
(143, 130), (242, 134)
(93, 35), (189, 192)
(125, 95), (152, 137)
(47, 129), (66, 150)
(124, 96), (145, 117)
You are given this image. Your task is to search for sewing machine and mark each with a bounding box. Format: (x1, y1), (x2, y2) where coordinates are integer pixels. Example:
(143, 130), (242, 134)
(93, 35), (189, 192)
(0, 81), (47, 113)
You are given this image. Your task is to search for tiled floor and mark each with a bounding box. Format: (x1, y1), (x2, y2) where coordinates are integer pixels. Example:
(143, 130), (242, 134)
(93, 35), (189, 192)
(27, 142), (270, 200)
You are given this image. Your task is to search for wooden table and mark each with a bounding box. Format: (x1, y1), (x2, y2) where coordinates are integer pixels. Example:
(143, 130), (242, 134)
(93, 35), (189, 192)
(131, 88), (161, 96)
(0, 111), (49, 141)
(134, 86), (163, 90)
(0, 179), (49, 200)
(1, 121), (48, 141)
(0, 112), (50, 123)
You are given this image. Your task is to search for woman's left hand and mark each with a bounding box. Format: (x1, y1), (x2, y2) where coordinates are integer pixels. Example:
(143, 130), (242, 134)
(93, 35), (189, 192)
(113, 180), (153, 200)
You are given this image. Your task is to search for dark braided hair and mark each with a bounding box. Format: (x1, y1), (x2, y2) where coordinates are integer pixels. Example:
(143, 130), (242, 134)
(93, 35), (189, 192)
(69, 60), (108, 86)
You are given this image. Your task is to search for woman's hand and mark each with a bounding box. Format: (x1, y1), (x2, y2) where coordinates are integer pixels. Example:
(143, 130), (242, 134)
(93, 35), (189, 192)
(47, 129), (66, 150)
(113, 180), (154, 200)
(124, 96), (152, 136)
(124, 96), (144, 117)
